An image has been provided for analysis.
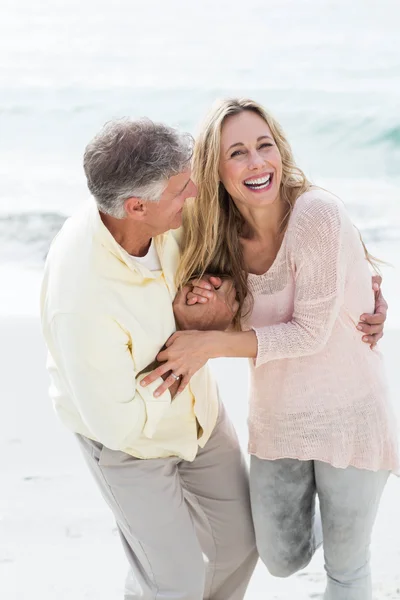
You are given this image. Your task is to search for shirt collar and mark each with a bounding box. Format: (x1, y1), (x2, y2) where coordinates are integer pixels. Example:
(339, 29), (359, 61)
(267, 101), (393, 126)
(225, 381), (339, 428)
(86, 197), (179, 290)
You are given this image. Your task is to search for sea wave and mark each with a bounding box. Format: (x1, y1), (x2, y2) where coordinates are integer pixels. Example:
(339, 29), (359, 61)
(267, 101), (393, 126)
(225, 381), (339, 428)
(0, 212), (67, 265)
(1, 210), (399, 268)
(0, 87), (399, 151)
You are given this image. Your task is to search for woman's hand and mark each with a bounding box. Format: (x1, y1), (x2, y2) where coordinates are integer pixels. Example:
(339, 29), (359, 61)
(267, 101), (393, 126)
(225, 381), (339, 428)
(186, 276), (224, 305)
(357, 275), (388, 348)
(173, 276), (238, 331)
(140, 330), (216, 397)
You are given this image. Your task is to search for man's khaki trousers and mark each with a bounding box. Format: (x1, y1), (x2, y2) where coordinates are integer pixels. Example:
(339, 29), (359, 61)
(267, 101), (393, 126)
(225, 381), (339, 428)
(76, 402), (258, 599)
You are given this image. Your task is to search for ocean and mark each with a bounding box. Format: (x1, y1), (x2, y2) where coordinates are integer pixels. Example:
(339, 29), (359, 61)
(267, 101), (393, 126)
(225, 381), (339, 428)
(1, 0), (400, 318)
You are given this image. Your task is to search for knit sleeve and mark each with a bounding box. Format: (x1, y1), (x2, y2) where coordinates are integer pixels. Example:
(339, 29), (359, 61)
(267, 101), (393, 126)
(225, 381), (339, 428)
(253, 195), (347, 366)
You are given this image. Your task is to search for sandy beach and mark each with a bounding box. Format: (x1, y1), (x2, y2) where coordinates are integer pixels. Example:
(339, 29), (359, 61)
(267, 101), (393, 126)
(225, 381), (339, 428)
(0, 316), (399, 600)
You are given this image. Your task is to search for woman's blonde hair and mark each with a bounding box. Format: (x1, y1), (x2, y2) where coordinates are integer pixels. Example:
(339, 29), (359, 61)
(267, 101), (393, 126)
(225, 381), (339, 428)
(176, 98), (379, 328)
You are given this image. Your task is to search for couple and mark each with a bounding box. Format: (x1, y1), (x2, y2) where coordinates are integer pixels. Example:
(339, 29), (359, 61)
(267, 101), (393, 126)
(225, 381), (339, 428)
(41, 98), (398, 600)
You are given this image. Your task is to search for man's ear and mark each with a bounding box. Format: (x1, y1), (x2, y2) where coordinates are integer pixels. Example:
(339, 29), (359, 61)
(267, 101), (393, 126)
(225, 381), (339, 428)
(124, 197), (147, 220)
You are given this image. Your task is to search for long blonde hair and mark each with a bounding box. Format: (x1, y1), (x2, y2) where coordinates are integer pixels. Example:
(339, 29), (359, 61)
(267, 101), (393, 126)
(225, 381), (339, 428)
(176, 98), (378, 328)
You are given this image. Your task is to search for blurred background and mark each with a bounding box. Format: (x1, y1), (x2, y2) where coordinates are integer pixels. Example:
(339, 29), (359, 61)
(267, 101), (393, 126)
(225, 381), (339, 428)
(0, 1), (399, 598)
(1, 0), (400, 318)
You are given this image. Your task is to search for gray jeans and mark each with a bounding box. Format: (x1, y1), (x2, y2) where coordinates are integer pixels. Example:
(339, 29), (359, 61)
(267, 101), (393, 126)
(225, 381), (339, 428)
(250, 456), (389, 600)
(76, 402), (258, 600)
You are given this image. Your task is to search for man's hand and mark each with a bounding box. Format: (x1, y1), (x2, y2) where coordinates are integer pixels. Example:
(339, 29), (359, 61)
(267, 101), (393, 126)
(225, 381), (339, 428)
(357, 275), (388, 349)
(173, 276), (239, 331)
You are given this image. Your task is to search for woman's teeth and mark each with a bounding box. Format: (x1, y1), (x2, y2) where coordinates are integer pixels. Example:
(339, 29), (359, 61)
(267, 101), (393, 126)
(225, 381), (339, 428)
(244, 174), (271, 190)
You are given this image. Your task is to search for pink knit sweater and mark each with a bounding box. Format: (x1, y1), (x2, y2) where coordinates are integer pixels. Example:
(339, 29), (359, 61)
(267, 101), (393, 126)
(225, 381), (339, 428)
(246, 189), (399, 473)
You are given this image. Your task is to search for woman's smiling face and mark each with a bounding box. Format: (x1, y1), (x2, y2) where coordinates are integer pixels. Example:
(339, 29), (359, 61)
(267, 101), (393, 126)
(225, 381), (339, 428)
(218, 110), (283, 209)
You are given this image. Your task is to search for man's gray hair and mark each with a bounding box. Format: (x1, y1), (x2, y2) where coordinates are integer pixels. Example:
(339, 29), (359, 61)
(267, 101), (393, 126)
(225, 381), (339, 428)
(83, 118), (194, 218)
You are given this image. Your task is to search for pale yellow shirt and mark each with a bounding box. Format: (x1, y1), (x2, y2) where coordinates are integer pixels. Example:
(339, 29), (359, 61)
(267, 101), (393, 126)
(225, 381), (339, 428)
(40, 199), (219, 461)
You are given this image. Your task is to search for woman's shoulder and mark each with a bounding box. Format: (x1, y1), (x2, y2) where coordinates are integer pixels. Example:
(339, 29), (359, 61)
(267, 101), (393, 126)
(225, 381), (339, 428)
(287, 187), (352, 251)
(290, 187), (350, 232)
(293, 187), (344, 218)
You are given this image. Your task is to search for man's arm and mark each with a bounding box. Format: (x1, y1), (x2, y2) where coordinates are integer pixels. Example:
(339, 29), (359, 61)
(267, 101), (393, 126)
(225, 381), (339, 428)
(50, 312), (171, 449)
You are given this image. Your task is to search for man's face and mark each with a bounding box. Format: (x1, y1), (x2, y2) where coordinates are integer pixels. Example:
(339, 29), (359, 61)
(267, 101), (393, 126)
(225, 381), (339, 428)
(142, 170), (197, 235)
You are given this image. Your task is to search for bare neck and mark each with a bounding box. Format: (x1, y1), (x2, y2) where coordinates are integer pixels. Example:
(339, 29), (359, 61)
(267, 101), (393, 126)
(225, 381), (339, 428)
(241, 198), (286, 244)
(100, 212), (153, 257)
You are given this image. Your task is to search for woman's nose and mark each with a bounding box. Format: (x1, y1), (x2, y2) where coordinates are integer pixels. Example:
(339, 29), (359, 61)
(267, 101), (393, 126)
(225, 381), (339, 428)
(247, 150), (265, 170)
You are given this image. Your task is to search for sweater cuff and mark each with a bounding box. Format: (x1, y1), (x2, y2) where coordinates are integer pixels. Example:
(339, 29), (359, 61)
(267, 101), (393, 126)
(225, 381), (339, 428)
(252, 327), (271, 368)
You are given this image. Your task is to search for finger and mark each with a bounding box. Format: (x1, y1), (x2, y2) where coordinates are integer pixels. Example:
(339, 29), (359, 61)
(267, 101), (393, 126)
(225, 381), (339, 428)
(188, 294), (208, 304)
(209, 276), (222, 289)
(156, 349), (168, 361)
(374, 296), (388, 316)
(373, 332), (383, 344)
(140, 363), (171, 387)
(357, 323), (383, 335)
(164, 332), (181, 349)
(187, 295), (200, 305)
(191, 278), (213, 291)
(174, 284), (194, 307)
(177, 375), (189, 394)
(371, 275), (382, 292)
(359, 313), (386, 325)
(153, 373), (181, 398)
(362, 333), (383, 344)
(191, 286), (215, 299)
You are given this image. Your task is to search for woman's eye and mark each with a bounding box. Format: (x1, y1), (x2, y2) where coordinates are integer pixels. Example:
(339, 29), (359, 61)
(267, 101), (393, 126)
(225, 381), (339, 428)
(231, 149), (245, 158)
(259, 143), (273, 149)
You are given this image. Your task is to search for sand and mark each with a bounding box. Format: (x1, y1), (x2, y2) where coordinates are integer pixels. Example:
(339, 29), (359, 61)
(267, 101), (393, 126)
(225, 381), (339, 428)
(1, 316), (399, 599)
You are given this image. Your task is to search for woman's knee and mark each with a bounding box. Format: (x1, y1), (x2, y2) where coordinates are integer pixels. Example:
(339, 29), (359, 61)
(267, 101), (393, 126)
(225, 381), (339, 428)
(256, 538), (314, 578)
(252, 502), (316, 577)
(250, 456), (317, 577)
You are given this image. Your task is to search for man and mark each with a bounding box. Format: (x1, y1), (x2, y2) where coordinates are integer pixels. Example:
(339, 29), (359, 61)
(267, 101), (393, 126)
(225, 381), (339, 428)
(40, 118), (258, 600)
(41, 118), (387, 599)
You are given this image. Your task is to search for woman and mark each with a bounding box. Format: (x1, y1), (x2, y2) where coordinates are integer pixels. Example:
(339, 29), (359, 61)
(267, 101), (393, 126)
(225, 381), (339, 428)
(141, 98), (399, 599)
